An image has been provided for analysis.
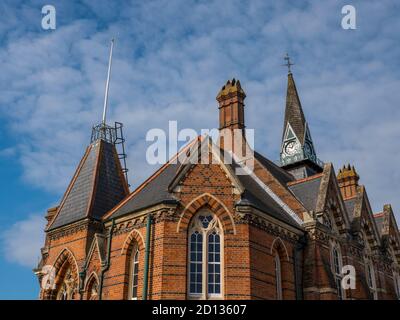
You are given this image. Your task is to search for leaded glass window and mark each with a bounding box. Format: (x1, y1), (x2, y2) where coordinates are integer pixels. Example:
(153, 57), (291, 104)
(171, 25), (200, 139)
(188, 211), (222, 299)
(56, 267), (75, 300)
(128, 245), (140, 300)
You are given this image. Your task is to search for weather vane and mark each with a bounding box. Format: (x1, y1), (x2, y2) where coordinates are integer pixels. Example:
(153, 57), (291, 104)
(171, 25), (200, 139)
(282, 53), (294, 74)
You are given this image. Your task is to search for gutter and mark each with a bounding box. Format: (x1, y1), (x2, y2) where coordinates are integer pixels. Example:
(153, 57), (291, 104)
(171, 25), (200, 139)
(99, 218), (115, 300)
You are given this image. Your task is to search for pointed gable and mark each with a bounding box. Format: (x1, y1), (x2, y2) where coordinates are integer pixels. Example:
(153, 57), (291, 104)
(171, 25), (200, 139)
(105, 137), (305, 228)
(47, 139), (128, 230)
(376, 205), (400, 263)
(351, 186), (382, 250)
(313, 163), (351, 233)
(85, 234), (107, 269)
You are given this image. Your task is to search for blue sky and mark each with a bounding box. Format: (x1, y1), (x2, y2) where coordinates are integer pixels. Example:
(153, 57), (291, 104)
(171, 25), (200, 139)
(0, 0), (399, 299)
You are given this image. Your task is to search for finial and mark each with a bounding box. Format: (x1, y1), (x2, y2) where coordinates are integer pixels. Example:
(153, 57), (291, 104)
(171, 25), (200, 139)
(282, 53), (294, 74)
(102, 38), (115, 125)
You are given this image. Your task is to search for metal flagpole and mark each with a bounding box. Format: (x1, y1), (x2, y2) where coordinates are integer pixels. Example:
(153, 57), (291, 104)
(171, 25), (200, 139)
(102, 38), (115, 125)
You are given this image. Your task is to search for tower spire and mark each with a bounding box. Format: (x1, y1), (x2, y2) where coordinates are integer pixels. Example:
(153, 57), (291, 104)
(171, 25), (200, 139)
(102, 38), (114, 125)
(279, 62), (322, 179)
(283, 71), (306, 144)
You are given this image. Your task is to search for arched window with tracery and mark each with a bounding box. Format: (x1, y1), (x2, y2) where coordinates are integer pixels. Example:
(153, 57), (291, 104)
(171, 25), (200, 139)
(188, 210), (223, 299)
(128, 243), (140, 300)
(56, 266), (76, 300)
(331, 244), (344, 300)
(274, 253), (282, 300)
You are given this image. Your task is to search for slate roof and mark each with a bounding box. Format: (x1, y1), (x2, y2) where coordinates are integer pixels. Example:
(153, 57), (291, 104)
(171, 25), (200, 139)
(110, 163), (180, 219)
(254, 151), (294, 186)
(107, 146), (303, 229)
(230, 161), (301, 227)
(288, 176), (322, 212)
(48, 139), (128, 230)
(283, 73), (307, 144)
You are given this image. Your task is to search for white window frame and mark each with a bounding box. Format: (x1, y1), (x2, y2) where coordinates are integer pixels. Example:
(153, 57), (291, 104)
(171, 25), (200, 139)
(128, 245), (139, 300)
(188, 210), (223, 300)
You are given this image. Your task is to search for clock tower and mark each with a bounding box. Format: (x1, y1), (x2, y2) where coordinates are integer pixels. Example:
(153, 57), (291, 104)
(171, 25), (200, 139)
(279, 65), (323, 179)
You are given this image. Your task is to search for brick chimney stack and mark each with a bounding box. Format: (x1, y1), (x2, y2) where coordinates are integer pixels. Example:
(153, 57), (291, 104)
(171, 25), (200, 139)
(216, 79), (248, 156)
(337, 164), (360, 199)
(216, 78), (246, 135)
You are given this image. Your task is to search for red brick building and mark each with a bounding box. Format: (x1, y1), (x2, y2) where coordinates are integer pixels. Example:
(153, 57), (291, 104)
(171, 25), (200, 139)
(35, 71), (400, 300)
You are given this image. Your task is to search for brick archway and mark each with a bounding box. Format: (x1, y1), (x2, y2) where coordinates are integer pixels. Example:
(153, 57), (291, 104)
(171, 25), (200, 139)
(85, 272), (100, 300)
(121, 229), (145, 256)
(271, 237), (290, 262)
(177, 193), (236, 235)
(43, 248), (80, 300)
(121, 229), (145, 300)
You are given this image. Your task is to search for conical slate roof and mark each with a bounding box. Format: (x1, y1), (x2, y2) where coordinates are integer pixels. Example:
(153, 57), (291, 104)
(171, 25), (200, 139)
(47, 139), (129, 230)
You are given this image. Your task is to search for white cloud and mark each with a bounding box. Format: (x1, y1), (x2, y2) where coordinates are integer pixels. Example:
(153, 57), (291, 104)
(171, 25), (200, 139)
(0, 0), (399, 222)
(1, 215), (45, 268)
(0, 147), (16, 157)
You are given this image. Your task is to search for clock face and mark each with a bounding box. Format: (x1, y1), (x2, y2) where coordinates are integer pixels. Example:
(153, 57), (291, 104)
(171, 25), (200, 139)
(284, 141), (298, 155)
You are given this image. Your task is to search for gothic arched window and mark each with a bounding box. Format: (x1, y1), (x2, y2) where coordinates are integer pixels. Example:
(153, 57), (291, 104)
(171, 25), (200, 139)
(87, 276), (99, 300)
(129, 244), (140, 300)
(331, 245), (344, 300)
(56, 266), (75, 300)
(274, 253), (282, 300)
(188, 211), (223, 299)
